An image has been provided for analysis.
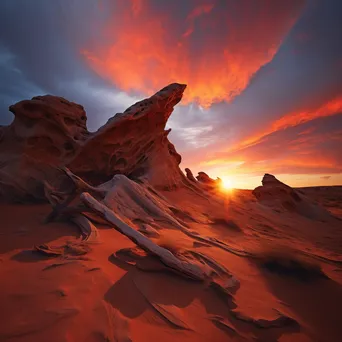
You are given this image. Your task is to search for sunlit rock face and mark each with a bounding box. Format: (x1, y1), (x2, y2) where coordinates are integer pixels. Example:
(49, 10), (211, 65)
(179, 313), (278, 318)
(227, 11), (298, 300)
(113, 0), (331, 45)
(0, 83), (188, 201)
(68, 83), (186, 189)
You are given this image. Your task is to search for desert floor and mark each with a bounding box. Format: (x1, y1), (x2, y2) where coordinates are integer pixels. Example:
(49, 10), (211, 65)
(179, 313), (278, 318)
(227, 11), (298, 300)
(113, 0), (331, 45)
(1, 185), (342, 342)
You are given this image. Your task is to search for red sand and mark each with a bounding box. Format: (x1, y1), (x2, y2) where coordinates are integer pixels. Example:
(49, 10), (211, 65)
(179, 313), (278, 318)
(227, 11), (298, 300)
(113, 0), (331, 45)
(1, 185), (342, 342)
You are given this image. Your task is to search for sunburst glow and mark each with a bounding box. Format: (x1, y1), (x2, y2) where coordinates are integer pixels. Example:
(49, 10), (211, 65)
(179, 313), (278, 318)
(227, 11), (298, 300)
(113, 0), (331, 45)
(221, 178), (233, 191)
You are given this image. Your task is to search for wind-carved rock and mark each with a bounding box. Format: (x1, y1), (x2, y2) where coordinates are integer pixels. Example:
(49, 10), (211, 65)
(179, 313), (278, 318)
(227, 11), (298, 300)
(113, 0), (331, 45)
(253, 174), (303, 205)
(253, 174), (333, 220)
(195, 171), (223, 191)
(40, 167), (243, 283)
(185, 168), (197, 183)
(196, 171), (216, 184)
(0, 84), (187, 201)
(68, 83), (186, 190)
(0, 96), (89, 201)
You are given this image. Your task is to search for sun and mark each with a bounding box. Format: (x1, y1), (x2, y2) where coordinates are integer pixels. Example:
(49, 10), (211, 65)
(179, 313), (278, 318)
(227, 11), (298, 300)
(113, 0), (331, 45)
(220, 178), (233, 191)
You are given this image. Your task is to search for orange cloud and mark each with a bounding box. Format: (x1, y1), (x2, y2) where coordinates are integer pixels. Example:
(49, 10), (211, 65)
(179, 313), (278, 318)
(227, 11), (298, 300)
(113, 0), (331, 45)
(272, 96), (342, 131)
(205, 155), (340, 178)
(234, 96), (342, 152)
(82, 0), (304, 107)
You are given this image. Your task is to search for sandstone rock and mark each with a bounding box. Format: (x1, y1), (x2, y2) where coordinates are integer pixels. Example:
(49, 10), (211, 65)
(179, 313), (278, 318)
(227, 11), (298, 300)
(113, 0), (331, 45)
(253, 174), (302, 204)
(0, 84), (188, 201)
(261, 173), (285, 187)
(194, 171), (223, 191)
(68, 83), (186, 190)
(185, 168), (197, 183)
(253, 174), (333, 220)
(0, 96), (89, 201)
(196, 172), (216, 184)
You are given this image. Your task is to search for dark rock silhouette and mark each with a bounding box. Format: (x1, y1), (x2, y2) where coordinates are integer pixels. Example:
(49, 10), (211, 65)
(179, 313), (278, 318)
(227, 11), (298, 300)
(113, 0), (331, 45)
(253, 174), (333, 220)
(185, 168), (197, 183)
(196, 171), (216, 184)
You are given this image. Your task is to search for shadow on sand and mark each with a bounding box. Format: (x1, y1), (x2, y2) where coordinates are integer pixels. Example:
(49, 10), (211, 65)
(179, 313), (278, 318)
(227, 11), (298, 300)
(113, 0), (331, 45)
(105, 250), (300, 341)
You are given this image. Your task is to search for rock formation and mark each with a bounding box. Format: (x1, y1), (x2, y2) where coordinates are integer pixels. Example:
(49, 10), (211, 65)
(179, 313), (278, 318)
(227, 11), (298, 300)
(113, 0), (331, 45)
(40, 166), (243, 284)
(185, 168), (197, 182)
(1, 85), (341, 342)
(0, 96), (89, 201)
(196, 171), (215, 184)
(0, 84), (188, 202)
(253, 174), (333, 220)
(68, 83), (186, 190)
(195, 171), (223, 190)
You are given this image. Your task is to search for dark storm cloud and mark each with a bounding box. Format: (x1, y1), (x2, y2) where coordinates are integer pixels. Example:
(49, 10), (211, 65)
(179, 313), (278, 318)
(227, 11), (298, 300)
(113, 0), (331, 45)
(0, 0), (136, 130)
(223, 0), (342, 137)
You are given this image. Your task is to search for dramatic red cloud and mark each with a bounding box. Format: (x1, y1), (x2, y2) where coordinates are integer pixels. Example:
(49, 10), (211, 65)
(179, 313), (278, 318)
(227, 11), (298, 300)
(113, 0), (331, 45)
(271, 96), (342, 131)
(234, 95), (342, 152)
(82, 0), (304, 107)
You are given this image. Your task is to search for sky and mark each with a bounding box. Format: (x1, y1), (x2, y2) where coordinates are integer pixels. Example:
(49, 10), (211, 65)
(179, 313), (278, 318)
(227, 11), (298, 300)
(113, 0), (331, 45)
(0, 0), (341, 189)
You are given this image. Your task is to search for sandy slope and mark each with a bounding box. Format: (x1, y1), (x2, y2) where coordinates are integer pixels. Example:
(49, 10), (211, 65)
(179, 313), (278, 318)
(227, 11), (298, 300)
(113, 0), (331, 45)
(299, 186), (342, 220)
(1, 185), (342, 342)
